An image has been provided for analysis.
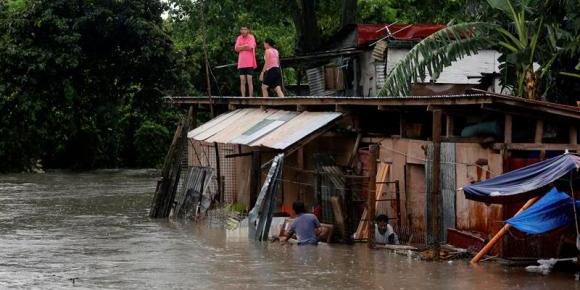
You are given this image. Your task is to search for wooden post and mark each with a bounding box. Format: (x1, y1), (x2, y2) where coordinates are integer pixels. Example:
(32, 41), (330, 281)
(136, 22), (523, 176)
(249, 150), (261, 208)
(535, 119), (544, 144)
(431, 109), (442, 260)
(214, 142), (222, 203)
(571, 126), (578, 145)
(395, 180), (402, 230)
(470, 196), (540, 264)
(445, 114), (454, 137)
(504, 114), (512, 144)
(353, 58), (359, 96)
(200, 0), (214, 117)
(367, 144), (379, 248)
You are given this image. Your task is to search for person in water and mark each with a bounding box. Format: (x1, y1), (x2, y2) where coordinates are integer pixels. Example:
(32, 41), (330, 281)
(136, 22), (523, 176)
(234, 24), (257, 97)
(280, 201), (321, 245)
(259, 38), (284, 97)
(374, 214), (399, 245)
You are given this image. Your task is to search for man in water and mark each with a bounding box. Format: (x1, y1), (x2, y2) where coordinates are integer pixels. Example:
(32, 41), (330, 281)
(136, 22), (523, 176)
(234, 25), (257, 97)
(280, 201), (321, 245)
(374, 214), (399, 245)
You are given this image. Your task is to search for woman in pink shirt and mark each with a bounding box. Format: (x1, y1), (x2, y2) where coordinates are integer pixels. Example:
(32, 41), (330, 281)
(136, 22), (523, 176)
(259, 38), (284, 97)
(234, 25), (257, 97)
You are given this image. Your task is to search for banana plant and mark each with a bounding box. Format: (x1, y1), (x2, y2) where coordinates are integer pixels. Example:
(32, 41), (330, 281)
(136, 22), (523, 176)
(378, 0), (562, 100)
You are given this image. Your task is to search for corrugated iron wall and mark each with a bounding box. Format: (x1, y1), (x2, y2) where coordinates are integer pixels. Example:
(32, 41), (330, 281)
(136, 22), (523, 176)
(425, 143), (456, 244)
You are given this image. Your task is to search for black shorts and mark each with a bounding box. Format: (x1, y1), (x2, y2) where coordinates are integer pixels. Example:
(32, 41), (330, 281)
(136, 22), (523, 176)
(239, 67), (254, 76)
(263, 67), (282, 87)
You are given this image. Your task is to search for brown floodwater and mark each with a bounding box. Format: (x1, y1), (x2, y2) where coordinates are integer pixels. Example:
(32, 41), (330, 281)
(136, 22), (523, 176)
(0, 170), (578, 289)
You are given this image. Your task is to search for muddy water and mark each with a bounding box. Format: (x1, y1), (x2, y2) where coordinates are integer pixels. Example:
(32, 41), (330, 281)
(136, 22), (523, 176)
(0, 170), (577, 290)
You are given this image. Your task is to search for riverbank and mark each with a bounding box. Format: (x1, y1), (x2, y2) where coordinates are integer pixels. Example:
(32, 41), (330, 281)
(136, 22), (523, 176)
(0, 171), (576, 289)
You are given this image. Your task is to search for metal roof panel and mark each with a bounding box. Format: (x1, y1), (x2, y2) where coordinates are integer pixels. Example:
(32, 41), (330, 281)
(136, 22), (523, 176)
(188, 109), (341, 150)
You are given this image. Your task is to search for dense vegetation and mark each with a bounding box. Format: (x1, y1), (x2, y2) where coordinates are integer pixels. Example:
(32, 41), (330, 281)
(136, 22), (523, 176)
(0, 0), (577, 172)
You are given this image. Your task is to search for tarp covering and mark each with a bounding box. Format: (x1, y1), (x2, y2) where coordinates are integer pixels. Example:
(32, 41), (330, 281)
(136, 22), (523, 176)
(463, 154), (580, 203)
(506, 187), (580, 235)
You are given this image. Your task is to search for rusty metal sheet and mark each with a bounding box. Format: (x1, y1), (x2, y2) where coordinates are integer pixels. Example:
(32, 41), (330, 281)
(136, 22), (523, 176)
(250, 111), (342, 150)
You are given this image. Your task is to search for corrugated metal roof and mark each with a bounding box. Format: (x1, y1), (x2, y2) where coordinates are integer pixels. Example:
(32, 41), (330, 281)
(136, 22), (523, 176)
(188, 109), (342, 150)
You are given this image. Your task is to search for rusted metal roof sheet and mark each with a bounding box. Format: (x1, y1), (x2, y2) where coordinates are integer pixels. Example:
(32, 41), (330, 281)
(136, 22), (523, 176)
(188, 109), (342, 150)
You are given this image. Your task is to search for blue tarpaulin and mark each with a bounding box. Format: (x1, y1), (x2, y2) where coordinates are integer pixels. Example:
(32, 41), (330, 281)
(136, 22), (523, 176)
(463, 154), (580, 203)
(506, 187), (580, 235)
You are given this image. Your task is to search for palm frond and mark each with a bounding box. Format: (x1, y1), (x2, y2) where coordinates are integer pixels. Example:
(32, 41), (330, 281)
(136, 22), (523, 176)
(378, 22), (497, 97)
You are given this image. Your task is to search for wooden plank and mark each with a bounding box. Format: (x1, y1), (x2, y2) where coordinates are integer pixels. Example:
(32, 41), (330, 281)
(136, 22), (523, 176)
(492, 143), (580, 151)
(354, 163), (390, 240)
(571, 126), (578, 145)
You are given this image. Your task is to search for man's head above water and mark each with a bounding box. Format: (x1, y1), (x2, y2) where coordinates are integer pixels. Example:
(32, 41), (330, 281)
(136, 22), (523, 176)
(292, 201), (306, 215)
(375, 214), (389, 234)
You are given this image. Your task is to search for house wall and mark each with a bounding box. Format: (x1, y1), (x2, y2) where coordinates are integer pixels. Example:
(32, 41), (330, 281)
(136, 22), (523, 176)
(386, 48), (500, 84)
(454, 143), (503, 237)
(378, 138), (504, 239)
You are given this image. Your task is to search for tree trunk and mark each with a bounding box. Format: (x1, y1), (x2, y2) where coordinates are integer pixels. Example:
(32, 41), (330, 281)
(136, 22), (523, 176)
(341, 0), (357, 28)
(289, 0), (321, 53)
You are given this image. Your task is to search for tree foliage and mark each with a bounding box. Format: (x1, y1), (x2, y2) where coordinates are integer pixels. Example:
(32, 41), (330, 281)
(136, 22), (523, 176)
(379, 0), (580, 103)
(0, 0), (190, 171)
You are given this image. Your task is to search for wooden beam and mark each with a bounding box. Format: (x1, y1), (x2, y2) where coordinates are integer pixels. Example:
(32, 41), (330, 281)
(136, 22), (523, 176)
(164, 95), (496, 107)
(504, 114), (512, 144)
(535, 119), (544, 144)
(440, 136), (497, 143)
(335, 104), (349, 113)
(571, 126), (578, 145)
(492, 143), (580, 151)
(445, 114), (454, 137)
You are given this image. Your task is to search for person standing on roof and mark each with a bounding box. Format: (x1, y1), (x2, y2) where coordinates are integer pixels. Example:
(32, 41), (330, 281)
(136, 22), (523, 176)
(234, 25), (257, 97)
(259, 38), (284, 97)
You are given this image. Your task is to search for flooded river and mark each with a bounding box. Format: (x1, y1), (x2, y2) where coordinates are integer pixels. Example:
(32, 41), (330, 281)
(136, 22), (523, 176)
(0, 170), (578, 289)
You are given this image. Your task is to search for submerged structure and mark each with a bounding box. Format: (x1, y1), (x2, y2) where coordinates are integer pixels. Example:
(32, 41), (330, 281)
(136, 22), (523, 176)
(162, 92), (580, 258)
(152, 22), (580, 259)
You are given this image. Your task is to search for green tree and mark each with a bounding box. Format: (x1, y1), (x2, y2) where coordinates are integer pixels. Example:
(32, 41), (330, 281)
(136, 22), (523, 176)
(0, 0), (191, 171)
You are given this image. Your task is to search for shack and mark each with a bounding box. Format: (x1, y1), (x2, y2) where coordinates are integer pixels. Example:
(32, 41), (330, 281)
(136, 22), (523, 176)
(165, 92), (580, 257)
(278, 23), (501, 97)
(215, 23), (502, 97)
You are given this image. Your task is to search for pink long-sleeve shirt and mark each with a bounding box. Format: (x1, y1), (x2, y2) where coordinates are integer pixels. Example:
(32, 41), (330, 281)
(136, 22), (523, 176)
(235, 34), (257, 69)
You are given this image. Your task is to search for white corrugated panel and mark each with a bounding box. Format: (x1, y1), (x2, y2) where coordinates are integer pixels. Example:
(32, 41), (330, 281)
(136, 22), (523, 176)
(188, 108), (341, 150)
